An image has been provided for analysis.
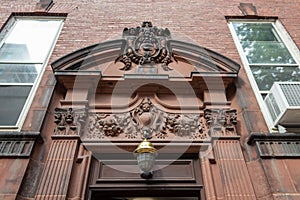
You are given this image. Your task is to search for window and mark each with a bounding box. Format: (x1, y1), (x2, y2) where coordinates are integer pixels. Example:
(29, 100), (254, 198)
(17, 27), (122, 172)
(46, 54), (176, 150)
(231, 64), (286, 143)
(0, 17), (63, 128)
(229, 20), (300, 129)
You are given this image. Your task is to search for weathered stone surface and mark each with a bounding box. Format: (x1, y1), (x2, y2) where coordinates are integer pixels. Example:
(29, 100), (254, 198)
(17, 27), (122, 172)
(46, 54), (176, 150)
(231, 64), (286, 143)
(247, 159), (273, 199)
(262, 159), (297, 193)
(0, 159), (29, 196)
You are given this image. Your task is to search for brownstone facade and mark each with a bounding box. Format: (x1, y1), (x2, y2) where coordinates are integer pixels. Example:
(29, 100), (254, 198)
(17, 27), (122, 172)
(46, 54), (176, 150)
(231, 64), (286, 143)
(0, 0), (299, 200)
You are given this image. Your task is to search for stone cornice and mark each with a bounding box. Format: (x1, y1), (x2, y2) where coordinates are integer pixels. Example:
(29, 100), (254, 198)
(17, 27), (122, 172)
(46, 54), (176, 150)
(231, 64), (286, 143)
(247, 132), (300, 158)
(0, 131), (39, 157)
(247, 132), (300, 145)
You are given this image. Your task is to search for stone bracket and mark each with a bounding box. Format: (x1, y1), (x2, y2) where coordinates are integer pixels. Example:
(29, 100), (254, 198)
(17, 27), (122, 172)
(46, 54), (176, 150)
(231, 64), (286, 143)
(53, 107), (87, 137)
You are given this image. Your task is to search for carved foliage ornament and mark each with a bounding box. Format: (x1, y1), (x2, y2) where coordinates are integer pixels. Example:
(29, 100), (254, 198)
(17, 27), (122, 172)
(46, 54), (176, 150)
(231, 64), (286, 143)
(84, 98), (238, 140)
(116, 21), (175, 71)
(87, 98), (164, 139)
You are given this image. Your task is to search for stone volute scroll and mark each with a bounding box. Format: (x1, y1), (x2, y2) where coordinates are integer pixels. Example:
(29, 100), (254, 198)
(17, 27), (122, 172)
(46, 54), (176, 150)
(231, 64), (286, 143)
(115, 21), (175, 71)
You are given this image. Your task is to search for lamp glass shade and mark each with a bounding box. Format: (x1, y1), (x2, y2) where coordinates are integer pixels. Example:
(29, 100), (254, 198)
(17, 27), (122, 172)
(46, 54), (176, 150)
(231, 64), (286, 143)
(136, 152), (156, 173)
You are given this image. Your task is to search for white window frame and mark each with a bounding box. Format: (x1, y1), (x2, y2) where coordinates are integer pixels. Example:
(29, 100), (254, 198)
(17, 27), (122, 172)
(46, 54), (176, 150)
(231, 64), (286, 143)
(0, 16), (64, 131)
(228, 19), (300, 131)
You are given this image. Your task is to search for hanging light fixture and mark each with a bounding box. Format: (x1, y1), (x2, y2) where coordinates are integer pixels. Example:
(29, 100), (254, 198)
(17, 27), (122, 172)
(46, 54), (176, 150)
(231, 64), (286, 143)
(134, 138), (157, 179)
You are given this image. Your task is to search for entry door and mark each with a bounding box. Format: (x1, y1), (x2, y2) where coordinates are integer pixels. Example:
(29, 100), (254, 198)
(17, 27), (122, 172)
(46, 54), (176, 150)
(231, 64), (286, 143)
(91, 190), (201, 200)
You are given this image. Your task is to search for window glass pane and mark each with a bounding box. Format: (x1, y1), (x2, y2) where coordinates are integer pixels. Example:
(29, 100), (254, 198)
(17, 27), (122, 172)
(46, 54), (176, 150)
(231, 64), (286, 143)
(0, 64), (41, 83)
(0, 19), (62, 62)
(239, 41), (295, 64)
(265, 93), (281, 121)
(0, 86), (32, 126)
(232, 22), (296, 64)
(232, 23), (278, 42)
(251, 66), (300, 90)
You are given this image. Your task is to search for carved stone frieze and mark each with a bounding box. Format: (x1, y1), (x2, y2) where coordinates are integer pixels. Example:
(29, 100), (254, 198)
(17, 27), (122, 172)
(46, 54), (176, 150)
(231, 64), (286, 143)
(54, 108), (87, 136)
(87, 113), (124, 139)
(158, 114), (209, 140)
(204, 109), (237, 137)
(116, 21), (174, 71)
(86, 98), (164, 139)
(83, 98), (241, 141)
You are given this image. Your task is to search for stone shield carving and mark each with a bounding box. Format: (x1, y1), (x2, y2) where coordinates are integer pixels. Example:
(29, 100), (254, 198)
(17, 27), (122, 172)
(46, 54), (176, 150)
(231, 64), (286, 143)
(116, 21), (174, 71)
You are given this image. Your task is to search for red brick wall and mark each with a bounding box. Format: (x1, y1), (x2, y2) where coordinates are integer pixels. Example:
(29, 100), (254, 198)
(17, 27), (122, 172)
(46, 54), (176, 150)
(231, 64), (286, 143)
(47, 0), (300, 64)
(1, 0), (299, 65)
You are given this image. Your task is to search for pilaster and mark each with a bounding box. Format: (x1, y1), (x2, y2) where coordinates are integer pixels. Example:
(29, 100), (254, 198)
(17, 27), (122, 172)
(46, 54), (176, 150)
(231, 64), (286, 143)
(214, 140), (256, 199)
(201, 108), (257, 200)
(35, 108), (88, 200)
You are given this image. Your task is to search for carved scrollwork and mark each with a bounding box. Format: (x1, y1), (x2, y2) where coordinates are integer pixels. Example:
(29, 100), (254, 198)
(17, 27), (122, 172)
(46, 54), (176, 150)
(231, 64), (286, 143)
(115, 113), (138, 139)
(87, 114), (105, 139)
(54, 108), (87, 136)
(116, 21), (175, 71)
(86, 98), (164, 139)
(133, 98), (164, 138)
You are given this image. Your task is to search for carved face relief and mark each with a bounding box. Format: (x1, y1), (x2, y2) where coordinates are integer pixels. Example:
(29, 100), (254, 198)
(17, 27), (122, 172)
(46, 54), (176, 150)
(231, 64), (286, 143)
(135, 29), (159, 59)
(54, 108), (86, 136)
(204, 109), (237, 137)
(116, 21), (174, 71)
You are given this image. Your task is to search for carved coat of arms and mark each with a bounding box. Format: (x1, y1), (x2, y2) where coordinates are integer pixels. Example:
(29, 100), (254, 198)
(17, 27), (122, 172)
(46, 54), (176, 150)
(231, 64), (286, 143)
(116, 21), (175, 71)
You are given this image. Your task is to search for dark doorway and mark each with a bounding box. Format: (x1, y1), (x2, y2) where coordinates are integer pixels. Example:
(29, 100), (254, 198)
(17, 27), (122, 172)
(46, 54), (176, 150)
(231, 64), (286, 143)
(90, 189), (201, 200)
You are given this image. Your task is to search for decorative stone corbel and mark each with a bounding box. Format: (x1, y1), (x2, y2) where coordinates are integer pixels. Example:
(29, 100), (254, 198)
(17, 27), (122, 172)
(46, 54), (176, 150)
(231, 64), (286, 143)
(53, 107), (87, 137)
(204, 108), (238, 138)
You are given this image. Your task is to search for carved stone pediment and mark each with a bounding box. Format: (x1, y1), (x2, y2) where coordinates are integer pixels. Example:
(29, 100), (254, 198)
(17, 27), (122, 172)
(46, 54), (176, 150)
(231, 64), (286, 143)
(51, 22), (241, 142)
(52, 22), (240, 92)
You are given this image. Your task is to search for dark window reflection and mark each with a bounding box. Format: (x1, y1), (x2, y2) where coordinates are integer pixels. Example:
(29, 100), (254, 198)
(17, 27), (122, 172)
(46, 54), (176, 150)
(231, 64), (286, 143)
(233, 22), (296, 64)
(0, 86), (32, 126)
(0, 43), (31, 62)
(0, 64), (38, 83)
(251, 66), (300, 90)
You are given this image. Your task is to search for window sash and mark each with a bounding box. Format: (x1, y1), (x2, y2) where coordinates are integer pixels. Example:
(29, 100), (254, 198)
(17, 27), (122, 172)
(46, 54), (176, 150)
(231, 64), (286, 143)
(229, 21), (299, 92)
(232, 22), (296, 65)
(250, 65), (300, 91)
(229, 20), (300, 130)
(0, 63), (42, 84)
(0, 19), (63, 63)
(0, 85), (32, 126)
(0, 17), (63, 129)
